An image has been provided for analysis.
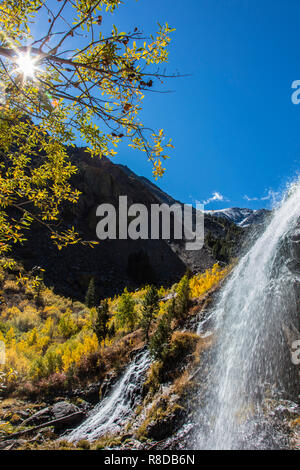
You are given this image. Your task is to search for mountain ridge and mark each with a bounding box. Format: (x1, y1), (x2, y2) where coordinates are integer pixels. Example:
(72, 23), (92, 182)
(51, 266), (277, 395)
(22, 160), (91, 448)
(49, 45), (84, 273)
(205, 207), (271, 227)
(12, 147), (244, 301)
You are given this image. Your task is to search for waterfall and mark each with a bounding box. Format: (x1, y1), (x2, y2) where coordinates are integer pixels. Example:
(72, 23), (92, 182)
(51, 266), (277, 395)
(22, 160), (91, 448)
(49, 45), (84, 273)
(196, 182), (300, 450)
(68, 349), (151, 442)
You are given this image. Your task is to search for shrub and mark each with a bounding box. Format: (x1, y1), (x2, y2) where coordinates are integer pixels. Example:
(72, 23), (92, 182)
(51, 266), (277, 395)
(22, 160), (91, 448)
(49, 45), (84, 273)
(34, 373), (68, 397)
(10, 305), (40, 332)
(147, 331), (201, 391)
(143, 361), (163, 397)
(58, 310), (78, 339)
(41, 288), (72, 311)
(189, 263), (230, 298)
(163, 331), (200, 370)
(31, 349), (63, 379)
(77, 440), (90, 450)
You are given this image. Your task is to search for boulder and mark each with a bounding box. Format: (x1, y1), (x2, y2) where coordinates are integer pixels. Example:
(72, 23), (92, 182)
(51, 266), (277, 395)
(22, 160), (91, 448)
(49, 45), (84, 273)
(52, 401), (80, 420)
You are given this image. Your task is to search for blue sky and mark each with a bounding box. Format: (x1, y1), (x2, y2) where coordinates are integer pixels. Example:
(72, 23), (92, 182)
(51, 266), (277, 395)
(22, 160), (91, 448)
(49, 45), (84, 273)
(36, 0), (300, 210)
(104, 0), (300, 210)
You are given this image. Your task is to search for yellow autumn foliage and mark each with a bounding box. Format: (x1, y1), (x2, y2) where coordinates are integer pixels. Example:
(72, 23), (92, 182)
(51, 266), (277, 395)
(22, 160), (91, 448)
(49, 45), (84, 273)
(0, 254), (233, 390)
(189, 263), (231, 298)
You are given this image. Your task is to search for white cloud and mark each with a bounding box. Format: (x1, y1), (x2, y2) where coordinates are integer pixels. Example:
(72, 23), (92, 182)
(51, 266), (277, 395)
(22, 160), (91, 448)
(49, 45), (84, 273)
(243, 189), (277, 203)
(243, 195), (259, 202)
(203, 191), (227, 206)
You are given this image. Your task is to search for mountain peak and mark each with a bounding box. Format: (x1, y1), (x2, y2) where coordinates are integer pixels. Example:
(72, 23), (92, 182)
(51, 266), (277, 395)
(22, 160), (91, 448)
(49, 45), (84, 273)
(205, 207), (271, 227)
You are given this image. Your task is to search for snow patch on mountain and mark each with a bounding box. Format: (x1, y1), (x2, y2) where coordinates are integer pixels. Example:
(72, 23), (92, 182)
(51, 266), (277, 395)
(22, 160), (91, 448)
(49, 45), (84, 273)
(205, 207), (270, 227)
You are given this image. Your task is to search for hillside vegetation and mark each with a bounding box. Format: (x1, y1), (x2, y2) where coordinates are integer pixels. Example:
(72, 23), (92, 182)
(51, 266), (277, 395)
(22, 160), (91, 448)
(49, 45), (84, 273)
(0, 259), (230, 416)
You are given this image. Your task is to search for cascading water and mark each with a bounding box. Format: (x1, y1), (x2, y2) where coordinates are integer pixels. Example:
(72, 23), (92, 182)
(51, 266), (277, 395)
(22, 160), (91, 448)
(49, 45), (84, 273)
(196, 182), (300, 450)
(68, 349), (150, 442)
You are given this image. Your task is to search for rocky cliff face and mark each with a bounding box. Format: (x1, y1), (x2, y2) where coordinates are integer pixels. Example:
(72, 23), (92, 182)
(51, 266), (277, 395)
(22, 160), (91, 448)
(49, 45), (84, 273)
(13, 148), (242, 301)
(277, 218), (300, 396)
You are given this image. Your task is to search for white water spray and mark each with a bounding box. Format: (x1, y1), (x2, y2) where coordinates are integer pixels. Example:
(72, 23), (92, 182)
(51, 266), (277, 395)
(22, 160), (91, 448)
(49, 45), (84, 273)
(68, 350), (150, 442)
(197, 182), (300, 449)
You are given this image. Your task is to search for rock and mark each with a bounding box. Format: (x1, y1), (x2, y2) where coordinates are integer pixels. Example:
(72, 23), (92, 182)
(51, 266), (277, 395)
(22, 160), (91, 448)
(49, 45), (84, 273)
(21, 407), (51, 426)
(74, 398), (92, 411)
(50, 401), (86, 432)
(146, 411), (185, 441)
(274, 400), (300, 420)
(52, 401), (80, 420)
(100, 372), (120, 400)
(129, 345), (147, 360)
(20, 401), (85, 433)
(72, 382), (101, 404)
(18, 410), (30, 419)
(53, 411), (86, 432)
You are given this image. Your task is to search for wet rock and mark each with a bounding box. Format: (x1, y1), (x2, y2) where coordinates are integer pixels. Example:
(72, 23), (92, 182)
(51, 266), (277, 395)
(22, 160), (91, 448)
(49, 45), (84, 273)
(273, 400), (300, 420)
(156, 423), (194, 450)
(100, 371), (120, 400)
(129, 345), (147, 360)
(121, 439), (145, 450)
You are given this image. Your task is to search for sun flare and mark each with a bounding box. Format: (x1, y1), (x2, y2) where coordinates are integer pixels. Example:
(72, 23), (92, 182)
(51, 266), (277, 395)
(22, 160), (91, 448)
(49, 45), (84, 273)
(16, 52), (38, 79)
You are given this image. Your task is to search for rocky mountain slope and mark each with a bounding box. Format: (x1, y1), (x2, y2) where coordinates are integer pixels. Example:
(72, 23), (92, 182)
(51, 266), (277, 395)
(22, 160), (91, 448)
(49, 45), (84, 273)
(206, 207), (271, 227)
(13, 147), (243, 301)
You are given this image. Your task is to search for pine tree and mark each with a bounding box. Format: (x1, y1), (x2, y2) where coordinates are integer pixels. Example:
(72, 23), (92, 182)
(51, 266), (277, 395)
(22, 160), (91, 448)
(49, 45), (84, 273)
(116, 289), (136, 331)
(167, 297), (176, 319)
(141, 285), (159, 341)
(93, 300), (110, 343)
(206, 230), (214, 248)
(220, 243), (229, 262)
(149, 313), (172, 360)
(212, 239), (222, 260)
(85, 278), (96, 309)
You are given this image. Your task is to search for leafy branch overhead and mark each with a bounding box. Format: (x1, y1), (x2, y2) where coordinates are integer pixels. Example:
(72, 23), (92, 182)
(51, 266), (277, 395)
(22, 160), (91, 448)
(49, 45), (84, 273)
(0, 0), (175, 254)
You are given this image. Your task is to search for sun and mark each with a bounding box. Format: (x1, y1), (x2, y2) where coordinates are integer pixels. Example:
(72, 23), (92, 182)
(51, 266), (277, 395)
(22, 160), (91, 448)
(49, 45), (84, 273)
(16, 52), (38, 79)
